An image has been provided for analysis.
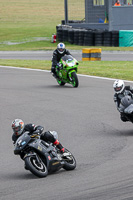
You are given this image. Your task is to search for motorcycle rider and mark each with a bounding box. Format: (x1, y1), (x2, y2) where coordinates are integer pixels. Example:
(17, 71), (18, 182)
(11, 119), (65, 154)
(51, 42), (71, 78)
(113, 80), (133, 122)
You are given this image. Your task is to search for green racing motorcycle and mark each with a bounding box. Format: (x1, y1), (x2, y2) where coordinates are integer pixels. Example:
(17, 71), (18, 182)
(54, 55), (79, 88)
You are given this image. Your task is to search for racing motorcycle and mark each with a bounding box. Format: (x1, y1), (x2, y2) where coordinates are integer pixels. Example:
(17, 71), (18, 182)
(14, 131), (76, 178)
(119, 94), (133, 123)
(53, 55), (79, 88)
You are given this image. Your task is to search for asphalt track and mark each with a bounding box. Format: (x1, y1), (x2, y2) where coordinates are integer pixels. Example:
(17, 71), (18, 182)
(0, 50), (133, 61)
(1, 66), (133, 200)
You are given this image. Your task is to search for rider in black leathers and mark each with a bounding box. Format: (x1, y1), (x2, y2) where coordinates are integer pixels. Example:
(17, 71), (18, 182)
(51, 43), (71, 78)
(11, 119), (65, 154)
(113, 80), (133, 122)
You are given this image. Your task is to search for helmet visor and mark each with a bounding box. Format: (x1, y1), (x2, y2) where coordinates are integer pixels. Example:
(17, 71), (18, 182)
(115, 86), (122, 92)
(58, 48), (64, 52)
(12, 126), (21, 134)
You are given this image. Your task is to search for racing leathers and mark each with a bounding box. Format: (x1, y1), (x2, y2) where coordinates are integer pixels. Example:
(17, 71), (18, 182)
(12, 123), (65, 154)
(51, 49), (71, 77)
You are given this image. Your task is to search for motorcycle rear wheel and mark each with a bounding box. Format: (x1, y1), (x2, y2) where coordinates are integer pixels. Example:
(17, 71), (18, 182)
(25, 155), (48, 178)
(62, 149), (76, 171)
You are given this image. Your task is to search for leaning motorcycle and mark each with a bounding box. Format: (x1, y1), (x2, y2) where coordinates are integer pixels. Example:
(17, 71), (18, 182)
(119, 94), (133, 123)
(53, 55), (79, 88)
(14, 131), (76, 178)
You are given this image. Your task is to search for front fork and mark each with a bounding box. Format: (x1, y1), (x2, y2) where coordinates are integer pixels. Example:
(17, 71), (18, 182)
(68, 70), (76, 81)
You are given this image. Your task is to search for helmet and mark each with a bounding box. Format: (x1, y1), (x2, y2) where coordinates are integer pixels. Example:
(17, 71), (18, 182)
(57, 43), (65, 54)
(11, 119), (24, 136)
(113, 80), (125, 94)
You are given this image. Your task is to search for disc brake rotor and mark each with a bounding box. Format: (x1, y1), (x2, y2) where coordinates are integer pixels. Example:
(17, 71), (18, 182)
(32, 159), (44, 170)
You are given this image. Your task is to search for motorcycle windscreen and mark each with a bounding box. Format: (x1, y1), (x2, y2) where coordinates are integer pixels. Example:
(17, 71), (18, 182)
(14, 132), (31, 154)
(62, 55), (73, 62)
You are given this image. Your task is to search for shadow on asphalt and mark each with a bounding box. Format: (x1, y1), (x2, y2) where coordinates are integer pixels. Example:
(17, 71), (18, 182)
(1, 172), (38, 180)
(1, 168), (74, 180)
(35, 84), (75, 89)
(107, 129), (133, 137)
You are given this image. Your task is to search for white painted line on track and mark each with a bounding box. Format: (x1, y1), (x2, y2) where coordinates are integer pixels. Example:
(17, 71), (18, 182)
(0, 65), (133, 83)
(0, 65), (50, 72)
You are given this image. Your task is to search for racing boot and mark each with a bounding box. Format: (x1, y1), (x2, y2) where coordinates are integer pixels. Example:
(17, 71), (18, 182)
(52, 72), (59, 79)
(54, 140), (65, 154)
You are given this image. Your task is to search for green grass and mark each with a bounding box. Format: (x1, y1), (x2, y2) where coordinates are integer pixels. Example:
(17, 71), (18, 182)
(0, 0), (64, 50)
(1, 59), (133, 81)
(0, 0), (133, 51)
(1, 40), (133, 51)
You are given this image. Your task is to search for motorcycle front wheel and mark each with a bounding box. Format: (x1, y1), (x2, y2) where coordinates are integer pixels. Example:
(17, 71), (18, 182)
(25, 155), (48, 178)
(70, 72), (78, 88)
(62, 149), (76, 171)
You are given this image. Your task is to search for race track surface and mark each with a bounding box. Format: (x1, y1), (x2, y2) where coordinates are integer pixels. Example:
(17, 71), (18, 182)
(0, 50), (133, 61)
(1, 66), (133, 200)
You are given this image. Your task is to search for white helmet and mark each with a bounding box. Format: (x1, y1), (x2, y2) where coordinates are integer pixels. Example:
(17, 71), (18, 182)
(113, 80), (125, 94)
(11, 119), (24, 136)
(57, 43), (65, 54)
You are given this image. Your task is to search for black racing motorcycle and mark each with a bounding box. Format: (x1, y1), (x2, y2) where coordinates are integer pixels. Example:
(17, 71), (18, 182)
(119, 94), (133, 123)
(14, 132), (76, 178)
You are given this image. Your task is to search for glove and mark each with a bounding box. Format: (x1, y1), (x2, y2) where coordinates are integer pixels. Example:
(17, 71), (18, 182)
(125, 91), (133, 98)
(31, 130), (41, 138)
(57, 63), (63, 70)
(32, 130), (40, 135)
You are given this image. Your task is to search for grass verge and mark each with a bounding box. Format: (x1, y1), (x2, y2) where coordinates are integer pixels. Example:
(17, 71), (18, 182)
(1, 59), (133, 81)
(1, 41), (133, 51)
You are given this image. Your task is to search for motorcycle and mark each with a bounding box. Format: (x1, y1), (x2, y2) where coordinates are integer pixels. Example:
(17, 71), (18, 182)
(14, 131), (76, 178)
(53, 55), (79, 88)
(119, 94), (133, 122)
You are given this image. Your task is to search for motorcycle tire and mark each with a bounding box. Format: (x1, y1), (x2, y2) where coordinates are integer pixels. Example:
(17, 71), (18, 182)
(63, 149), (76, 171)
(25, 155), (48, 178)
(57, 79), (66, 86)
(71, 72), (79, 88)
